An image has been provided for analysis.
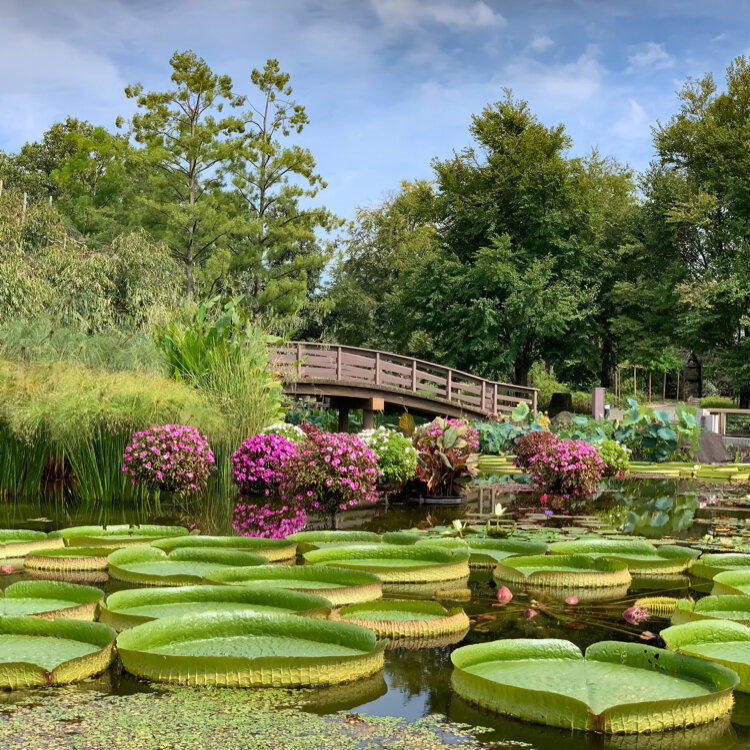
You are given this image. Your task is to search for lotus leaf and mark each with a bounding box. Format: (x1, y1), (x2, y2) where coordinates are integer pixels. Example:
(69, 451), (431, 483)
(204, 565), (382, 606)
(303, 544), (470, 583)
(493, 555), (632, 589)
(116, 611), (387, 687)
(0, 581), (103, 620)
(100, 585), (331, 631)
(334, 599), (469, 639)
(53, 524), (188, 549)
(287, 531), (381, 554)
(25, 547), (111, 572)
(712, 569), (750, 597)
(0, 616), (116, 689)
(0, 529), (63, 559)
(690, 553), (750, 579)
(108, 546), (267, 586)
(671, 595), (750, 626)
(380, 531), (422, 545)
(548, 539), (699, 575)
(662, 619), (750, 692)
(450, 638), (738, 733)
(152, 535), (296, 562)
(417, 537), (547, 568)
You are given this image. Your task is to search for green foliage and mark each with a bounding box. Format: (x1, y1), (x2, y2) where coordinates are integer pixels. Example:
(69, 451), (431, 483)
(413, 418), (479, 496)
(597, 439), (630, 477)
(529, 362), (568, 412)
(570, 391), (591, 414)
(359, 427), (417, 487)
(699, 396), (736, 409)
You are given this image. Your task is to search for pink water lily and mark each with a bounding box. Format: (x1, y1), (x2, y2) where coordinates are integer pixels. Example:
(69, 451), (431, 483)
(524, 608), (538, 619)
(495, 586), (513, 606)
(565, 596), (579, 605)
(639, 631), (656, 641)
(623, 605), (650, 625)
(1, 565), (14, 574)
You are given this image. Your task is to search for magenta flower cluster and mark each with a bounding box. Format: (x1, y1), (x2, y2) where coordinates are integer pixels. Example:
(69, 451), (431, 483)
(122, 424), (214, 496)
(231, 434), (298, 496)
(420, 418), (480, 452)
(279, 430), (380, 516)
(232, 502), (306, 539)
(527, 438), (603, 497)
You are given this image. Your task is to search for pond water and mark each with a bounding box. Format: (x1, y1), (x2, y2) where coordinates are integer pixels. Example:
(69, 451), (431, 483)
(1, 478), (749, 749)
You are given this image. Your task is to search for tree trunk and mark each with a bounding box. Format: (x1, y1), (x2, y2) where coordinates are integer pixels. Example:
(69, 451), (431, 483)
(514, 361), (529, 387)
(740, 384), (750, 409)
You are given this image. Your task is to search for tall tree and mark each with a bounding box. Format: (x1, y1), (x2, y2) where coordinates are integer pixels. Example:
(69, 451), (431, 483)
(122, 50), (247, 297)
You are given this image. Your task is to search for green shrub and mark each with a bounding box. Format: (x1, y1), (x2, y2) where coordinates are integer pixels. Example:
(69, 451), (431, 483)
(570, 391), (591, 414)
(529, 362), (569, 412)
(359, 427), (417, 487)
(699, 396), (736, 409)
(598, 440), (630, 477)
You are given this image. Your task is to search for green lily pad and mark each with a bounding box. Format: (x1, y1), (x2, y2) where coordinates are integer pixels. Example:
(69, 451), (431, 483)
(100, 585), (331, 631)
(712, 569), (750, 597)
(493, 554), (632, 589)
(108, 546), (267, 586)
(24, 547), (111, 572)
(0, 581), (103, 620)
(450, 638), (738, 733)
(662, 619), (750, 692)
(116, 611), (387, 687)
(0, 529), (63, 559)
(690, 553), (750, 579)
(380, 531), (422, 545)
(287, 531), (381, 554)
(152, 535), (296, 562)
(548, 539), (699, 575)
(204, 565), (382, 606)
(335, 599), (469, 639)
(672, 595), (750, 626)
(303, 544), (470, 583)
(0, 616), (116, 689)
(53, 524), (188, 549)
(417, 538), (548, 568)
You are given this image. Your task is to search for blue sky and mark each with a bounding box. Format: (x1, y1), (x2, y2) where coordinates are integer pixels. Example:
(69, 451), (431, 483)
(1, 0), (748, 219)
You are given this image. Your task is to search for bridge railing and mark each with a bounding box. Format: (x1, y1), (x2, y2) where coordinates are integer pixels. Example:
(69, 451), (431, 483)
(270, 342), (537, 416)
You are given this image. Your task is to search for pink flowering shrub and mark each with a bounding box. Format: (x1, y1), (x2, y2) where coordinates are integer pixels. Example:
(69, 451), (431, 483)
(231, 434), (298, 497)
(232, 502), (306, 539)
(527, 439), (603, 497)
(279, 431), (380, 524)
(122, 424), (214, 496)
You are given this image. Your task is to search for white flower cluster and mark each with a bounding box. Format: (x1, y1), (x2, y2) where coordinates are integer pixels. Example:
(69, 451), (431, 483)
(359, 426), (417, 485)
(262, 422), (306, 444)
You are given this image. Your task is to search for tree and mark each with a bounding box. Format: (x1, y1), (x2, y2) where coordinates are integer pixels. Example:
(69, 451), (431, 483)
(122, 50), (247, 297)
(218, 59), (339, 319)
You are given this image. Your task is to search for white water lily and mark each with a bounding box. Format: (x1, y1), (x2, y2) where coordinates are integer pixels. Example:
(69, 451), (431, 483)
(452, 519), (464, 532)
(494, 503), (505, 517)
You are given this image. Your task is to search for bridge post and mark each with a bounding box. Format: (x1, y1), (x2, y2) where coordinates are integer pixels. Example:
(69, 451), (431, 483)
(338, 406), (349, 433)
(362, 409), (374, 430)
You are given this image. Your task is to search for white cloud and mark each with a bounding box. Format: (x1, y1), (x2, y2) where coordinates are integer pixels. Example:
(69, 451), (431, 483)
(611, 98), (651, 140)
(711, 33), (727, 42)
(626, 42), (675, 72)
(371, 0), (506, 30)
(528, 35), (554, 53)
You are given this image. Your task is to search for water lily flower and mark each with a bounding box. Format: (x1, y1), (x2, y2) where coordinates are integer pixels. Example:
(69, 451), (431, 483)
(565, 596), (579, 605)
(453, 519), (464, 532)
(1, 565), (13, 574)
(496, 586), (513, 606)
(524, 608), (538, 619)
(494, 503), (505, 517)
(639, 631), (656, 641)
(622, 605), (650, 625)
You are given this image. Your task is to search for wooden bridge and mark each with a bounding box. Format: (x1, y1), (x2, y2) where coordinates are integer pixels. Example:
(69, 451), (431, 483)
(270, 342), (538, 429)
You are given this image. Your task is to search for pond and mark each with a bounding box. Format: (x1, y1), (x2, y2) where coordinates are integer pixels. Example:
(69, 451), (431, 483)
(1, 478), (748, 749)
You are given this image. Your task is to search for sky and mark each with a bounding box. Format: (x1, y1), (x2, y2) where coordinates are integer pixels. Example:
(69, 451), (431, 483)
(1, 0), (749, 220)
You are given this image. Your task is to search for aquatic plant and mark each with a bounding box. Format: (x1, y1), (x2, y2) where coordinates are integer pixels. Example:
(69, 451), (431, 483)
(122, 424), (214, 496)
(527, 439), (603, 497)
(231, 433), (298, 497)
(153, 534), (296, 561)
(359, 427), (417, 487)
(0, 580), (103, 620)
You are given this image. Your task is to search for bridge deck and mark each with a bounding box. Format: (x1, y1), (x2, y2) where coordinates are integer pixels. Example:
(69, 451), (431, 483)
(271, 342), (537, 418)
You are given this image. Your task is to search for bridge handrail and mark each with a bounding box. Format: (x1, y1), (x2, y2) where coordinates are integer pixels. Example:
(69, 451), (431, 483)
(270, 341), (538, 416)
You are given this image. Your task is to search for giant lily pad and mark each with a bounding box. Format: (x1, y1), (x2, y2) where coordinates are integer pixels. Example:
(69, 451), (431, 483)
(108, 547), (267, 586)
(690, 553), (750, 580)
(25, 547), (111, 572)
(712, 569), (750, 597)
(303, 544), (470, 583)
(333, 600), (469, 639)
(153, 535), (296, 562)
(0, 581), (103, 620)
(548, 539), (699, 575)
(450, 638), (738, 733)
(287, 531), (381, 554)
(204, 565), (382, 606)
(417, 538), (547, 569)
(493, 554), (632, 589)
(116, 611), (387, 687)
(53, 524), (188, 549)
(662, 619), (750, 692)
(671, 595), (750, 626)
(0, 529), (63, 559)
(0, 616), (116, 689)
(100, 585), (331, 631)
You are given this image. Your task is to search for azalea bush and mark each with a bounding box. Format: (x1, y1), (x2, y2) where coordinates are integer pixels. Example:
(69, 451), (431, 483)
(413, 417), (479, 496)
(231, 501), (306, 539)
(359, 427), (417, 487)
(598, 439), (630, 477)
(262, 422), (306, 443)
(527, 438), (603, 497)
(122, 424), (214, 496)
(279, 430), (379, 525)
(231, 433), (298, 497)
(513, 430), (558, 469)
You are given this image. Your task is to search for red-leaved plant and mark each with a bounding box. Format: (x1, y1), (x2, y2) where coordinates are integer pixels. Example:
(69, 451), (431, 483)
(513, 430), (558, 469)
